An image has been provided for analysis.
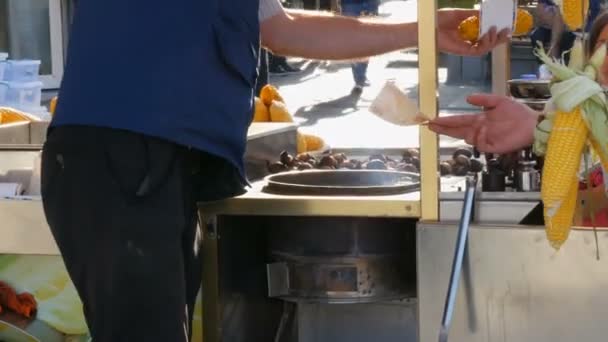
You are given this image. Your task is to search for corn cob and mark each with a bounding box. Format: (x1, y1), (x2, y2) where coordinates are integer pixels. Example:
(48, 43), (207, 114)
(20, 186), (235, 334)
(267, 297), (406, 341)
(534, 30), (608, 251)
(513, 8), (534, 36)
(542, 108), (588, 250)
(457, 9), (534, 42)
(49, 96), (58, 115)
(559, 0), (590, 31)
(0, 107), (40, 124)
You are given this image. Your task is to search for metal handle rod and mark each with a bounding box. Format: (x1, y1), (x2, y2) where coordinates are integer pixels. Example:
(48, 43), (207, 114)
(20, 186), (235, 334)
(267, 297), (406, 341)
(439, 175), (477, 342)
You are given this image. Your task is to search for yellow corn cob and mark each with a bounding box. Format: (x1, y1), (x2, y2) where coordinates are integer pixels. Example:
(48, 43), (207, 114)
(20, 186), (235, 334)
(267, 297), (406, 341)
(49, 96), (58, 115)
(0, 107), (40, 124)
(457, 9), (534, 42)
(560, 0), (589, 31)
(542, 107), (588, 250)
(513, 8), (534, 36)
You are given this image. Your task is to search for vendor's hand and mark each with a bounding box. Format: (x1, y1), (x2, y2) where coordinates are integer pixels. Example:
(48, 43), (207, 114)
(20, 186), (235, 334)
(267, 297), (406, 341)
(428, 94), (538, 154)
(437, 9), (511, 56)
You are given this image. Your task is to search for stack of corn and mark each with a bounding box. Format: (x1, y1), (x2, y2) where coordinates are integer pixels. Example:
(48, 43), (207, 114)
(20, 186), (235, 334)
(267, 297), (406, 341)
(0, 107), (41, 125)
(49, 96), (58, 115)
(555, 0), (589, 31)
(252, 84), (326, 154)
(533, 22), (608, 250)
(253, 84), (293, 123)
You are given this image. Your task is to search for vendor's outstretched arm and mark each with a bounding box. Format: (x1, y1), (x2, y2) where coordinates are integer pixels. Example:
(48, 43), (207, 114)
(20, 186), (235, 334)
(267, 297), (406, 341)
(261, 7), (511, 60)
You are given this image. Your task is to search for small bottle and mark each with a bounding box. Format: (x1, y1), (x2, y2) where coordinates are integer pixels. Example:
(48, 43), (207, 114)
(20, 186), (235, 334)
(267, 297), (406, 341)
(538, 64), (552, 80)
(516, 160), (541, 192)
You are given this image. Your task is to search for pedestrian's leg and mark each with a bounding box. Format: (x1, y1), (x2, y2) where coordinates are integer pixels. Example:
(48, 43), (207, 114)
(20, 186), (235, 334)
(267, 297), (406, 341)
(341, 3), (365, 87)
(268, 52), (282, 73)
(351, 61), (368, 86)
(41, 126), (193, 342)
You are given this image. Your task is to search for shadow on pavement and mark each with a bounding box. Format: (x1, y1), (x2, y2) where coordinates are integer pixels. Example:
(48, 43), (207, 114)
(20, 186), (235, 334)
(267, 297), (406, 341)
(294, 92), (362, 127)
(270, 60), (353, 87)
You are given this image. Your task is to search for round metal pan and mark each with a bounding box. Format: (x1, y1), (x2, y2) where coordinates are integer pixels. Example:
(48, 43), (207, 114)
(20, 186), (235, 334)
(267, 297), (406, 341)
(507, 79), (551, 99)
(262, 169), (420, 196)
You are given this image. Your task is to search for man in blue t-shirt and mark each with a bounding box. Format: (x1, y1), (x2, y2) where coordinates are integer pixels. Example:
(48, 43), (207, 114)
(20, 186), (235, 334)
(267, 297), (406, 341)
(41, 0), (510, 340)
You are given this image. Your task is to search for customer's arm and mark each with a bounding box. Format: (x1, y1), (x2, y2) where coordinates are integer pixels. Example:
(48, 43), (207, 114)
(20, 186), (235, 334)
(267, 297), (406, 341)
(428, 94), (539, 153)
(260, 3), (511, 59)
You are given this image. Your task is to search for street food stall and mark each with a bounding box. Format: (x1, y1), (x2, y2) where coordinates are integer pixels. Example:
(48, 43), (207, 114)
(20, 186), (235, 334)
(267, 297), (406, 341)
(2, 0), (607, 342)
(195, 3), (608, 342)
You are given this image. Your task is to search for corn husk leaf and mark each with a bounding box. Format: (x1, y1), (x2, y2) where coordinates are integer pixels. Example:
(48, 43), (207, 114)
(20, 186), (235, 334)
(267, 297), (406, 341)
(550, 76), (603, 112)
(568, 38), (584, 71)
(533, 117), (554, 156)
(534, 44), (578, 81)
(533, 42), (608, 160)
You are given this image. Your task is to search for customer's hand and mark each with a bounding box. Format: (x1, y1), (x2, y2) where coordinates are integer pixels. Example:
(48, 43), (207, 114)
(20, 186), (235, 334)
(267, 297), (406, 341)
(428, 94), (538, 154)
(437, 9), (511, 56)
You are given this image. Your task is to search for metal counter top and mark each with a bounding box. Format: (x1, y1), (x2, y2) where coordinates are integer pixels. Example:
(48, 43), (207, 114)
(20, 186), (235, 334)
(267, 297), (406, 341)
(198, 180), (421, 218)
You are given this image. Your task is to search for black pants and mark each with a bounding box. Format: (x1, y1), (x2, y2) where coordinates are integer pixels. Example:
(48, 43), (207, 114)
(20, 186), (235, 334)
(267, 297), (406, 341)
(41, 125), (245, 341)
(256, 49), (269, 96)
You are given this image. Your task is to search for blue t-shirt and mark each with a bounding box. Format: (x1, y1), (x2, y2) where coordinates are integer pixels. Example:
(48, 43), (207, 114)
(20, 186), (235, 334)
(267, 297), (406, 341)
(586, 0), (601, 32)
(52, 0), (260, 179)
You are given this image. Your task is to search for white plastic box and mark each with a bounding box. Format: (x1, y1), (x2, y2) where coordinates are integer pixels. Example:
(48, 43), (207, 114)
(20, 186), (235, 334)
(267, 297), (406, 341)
(0, 81), (43, 109)
(0, 53), (9, 81)
(3, 60), (41, 82)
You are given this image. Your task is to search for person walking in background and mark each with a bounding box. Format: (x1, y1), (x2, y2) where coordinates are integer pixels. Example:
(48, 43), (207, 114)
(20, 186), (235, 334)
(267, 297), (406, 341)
(341, 0), (380, 93)
(530, 0), (575, 63)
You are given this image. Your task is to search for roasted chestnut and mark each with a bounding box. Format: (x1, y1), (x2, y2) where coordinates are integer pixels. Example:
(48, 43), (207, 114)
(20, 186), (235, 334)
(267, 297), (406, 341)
(410, 156), (420, 170)
(400, 163), (418, 173)
(268, 161), (288, 174)
(366, 159), (387, 170)
(340, 160), (357, 169)
(333, 153), (347, 164)
(454, 155), (471, 168)
(298, 162), (314, 170)
(470, 159), (483, 173)
(439, 161), (452, 175)
(452, 148), (473, 160)
(296, 153), (313, 162)
(403, 148), (420, 159)
(319, 155), (338, 168)
(369, 154), (387, 162)
(279, 150), (295, 166)
(452, 163), (470, 176)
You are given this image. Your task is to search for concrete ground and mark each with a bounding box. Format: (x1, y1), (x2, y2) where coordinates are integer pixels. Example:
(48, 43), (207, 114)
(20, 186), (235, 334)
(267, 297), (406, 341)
(269, 0), (489, 149)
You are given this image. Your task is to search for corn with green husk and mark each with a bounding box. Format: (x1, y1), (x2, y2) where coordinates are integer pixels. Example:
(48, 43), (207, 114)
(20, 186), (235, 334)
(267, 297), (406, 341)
(534, 39), (608, 250)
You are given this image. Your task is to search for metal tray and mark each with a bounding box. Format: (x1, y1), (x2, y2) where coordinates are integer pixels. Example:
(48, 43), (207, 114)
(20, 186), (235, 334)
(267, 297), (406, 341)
(262, 169), (420, 196)
(507, 79), (551, 99)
